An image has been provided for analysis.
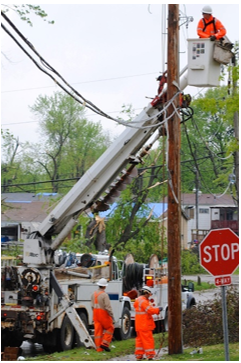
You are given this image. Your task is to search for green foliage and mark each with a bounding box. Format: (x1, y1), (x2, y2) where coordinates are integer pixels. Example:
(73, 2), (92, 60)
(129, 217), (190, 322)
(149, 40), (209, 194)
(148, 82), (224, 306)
(113, 223), (167, 263)
(181, 82), (239, 195)
(2, 4), (54, 26)
(183, 286), (239, 346)
(181, 250), (204, 274)
(1, 92), (111, 194)
(189, 280), (216, 291)
(103, 188), (167, 262)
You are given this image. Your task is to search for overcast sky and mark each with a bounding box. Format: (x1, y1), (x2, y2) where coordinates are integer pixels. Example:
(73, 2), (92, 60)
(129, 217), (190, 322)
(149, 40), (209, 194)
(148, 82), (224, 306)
(1, 3), (240, 145)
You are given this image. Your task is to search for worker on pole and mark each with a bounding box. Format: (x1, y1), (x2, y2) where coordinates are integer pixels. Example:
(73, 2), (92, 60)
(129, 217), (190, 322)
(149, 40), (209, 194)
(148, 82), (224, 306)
(134, 286), (162, 360)
(91, 278), (114, 352)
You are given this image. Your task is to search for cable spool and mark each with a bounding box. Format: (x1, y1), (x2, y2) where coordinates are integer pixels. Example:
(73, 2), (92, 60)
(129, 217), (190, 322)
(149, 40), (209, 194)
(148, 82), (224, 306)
(123, 262), (144, 292)
(80, 254), (96, 268)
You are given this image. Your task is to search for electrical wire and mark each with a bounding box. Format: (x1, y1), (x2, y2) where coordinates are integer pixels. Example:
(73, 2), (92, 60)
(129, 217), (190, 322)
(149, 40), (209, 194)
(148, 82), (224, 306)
(1, 11), (186, 134)
(1, 17), (115, 120)
(182, 116), (234, 199)
(191, 115), (233, 161)
(1, 11), (182, 133)
(1, 72), (160, 94)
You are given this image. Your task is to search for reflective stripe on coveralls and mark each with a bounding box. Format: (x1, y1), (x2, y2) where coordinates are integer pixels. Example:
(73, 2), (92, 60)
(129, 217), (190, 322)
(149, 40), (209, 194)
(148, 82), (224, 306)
(134, 295), (160, 359)
(93, 290), (114, 352)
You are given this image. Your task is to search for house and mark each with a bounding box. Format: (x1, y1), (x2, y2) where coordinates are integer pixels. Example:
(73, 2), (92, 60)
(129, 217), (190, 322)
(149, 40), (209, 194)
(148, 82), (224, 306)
(180, 193), (238, 244)
(1, 193), (59, 242)
(1, 192), (238, 250)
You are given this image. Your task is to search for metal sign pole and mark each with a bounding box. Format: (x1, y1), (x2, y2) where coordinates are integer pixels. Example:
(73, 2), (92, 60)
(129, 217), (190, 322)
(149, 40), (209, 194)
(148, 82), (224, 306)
(221, 286), (229, 361)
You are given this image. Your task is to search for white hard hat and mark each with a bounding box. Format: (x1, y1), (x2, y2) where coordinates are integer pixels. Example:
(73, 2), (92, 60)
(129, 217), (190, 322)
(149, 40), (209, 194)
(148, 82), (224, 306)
(142, 285), (152, 295)
(97, 278), (108, 287)
(202, 5), (212, 14)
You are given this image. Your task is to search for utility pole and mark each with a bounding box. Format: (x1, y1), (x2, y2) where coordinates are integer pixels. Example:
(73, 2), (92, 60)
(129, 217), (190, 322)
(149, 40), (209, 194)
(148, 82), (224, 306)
(167, 4), (183, 355)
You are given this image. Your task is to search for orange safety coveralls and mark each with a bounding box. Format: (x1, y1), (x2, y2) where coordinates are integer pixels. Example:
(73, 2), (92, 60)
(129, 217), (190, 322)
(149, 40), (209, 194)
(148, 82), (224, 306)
(134, 295), (160, 359)
(197, 15), (226, 40)
(92, 290), (114, 352)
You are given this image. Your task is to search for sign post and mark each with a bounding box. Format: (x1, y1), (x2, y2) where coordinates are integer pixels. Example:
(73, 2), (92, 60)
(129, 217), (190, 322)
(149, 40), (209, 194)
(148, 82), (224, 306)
(199, 228), (239, 361)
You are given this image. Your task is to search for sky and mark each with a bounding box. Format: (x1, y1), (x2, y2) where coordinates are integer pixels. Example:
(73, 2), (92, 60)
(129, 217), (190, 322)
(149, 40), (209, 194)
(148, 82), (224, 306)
(1, 3), (240, 145)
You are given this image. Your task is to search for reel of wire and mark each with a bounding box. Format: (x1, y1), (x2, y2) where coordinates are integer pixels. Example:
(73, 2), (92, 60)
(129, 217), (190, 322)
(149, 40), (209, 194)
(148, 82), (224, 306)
(123, 262), (144, 292)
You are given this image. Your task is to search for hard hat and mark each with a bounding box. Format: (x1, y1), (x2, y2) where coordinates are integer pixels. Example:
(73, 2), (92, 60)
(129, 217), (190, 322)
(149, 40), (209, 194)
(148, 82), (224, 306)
(97, 278), (108, 287)
(142, 285), (152, 295)
(202, 5), (212, 14)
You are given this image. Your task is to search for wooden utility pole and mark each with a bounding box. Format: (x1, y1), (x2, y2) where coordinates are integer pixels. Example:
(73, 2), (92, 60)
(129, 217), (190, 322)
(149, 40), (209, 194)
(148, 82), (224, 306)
(167, 4), (183, 355)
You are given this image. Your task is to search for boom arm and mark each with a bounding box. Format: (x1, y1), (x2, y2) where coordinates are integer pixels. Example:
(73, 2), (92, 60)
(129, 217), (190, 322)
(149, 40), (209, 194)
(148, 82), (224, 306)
(35, 68), (188, 253)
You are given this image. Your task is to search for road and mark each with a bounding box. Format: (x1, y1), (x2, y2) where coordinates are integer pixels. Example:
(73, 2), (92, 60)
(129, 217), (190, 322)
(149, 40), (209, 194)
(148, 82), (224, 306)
(182, 274), (239, 304)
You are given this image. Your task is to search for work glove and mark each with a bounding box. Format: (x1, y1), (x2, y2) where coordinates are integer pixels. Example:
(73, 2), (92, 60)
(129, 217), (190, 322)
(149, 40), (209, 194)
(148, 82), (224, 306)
(210, 36), (216, 41)
(159, 307), (163, 312)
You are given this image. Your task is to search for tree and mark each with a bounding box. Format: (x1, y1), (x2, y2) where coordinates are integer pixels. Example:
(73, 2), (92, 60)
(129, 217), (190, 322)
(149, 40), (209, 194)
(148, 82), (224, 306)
(29, 91), (111, 192)
(1, 129), (23, 192)
(181, 84), (239, 196)
(1, 4), (54, 26)
(82, 140), (168, 260)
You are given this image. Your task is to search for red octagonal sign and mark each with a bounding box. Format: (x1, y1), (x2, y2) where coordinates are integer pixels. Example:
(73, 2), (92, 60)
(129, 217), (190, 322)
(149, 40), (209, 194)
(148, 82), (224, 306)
(199, 228), (239, 276)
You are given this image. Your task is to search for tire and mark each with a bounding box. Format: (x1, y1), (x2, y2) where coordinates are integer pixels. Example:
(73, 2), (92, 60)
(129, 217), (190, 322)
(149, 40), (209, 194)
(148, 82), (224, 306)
(74, 311), (89, 347)
(114, 306), (131, 340)
(58, 315), (74, 351)
(43, 330), (58, 353)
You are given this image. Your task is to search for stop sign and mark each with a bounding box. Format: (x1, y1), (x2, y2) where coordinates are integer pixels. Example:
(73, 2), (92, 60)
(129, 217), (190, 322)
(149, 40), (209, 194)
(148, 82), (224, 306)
(199, 228), (239, 276)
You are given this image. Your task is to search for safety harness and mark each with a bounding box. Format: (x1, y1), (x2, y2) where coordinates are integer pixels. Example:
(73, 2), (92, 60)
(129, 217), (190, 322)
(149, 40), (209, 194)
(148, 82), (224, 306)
(202, 17), (217, 34)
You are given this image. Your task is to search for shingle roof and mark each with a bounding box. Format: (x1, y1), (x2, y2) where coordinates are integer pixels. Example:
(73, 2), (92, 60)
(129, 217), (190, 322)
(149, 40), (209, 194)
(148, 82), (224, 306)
(1, 201), (52, 223)
(163, 193), (236, 206)
(1, 193), (59, 223)
(2, 192), (58, 202)
(1, 193), (236, 225)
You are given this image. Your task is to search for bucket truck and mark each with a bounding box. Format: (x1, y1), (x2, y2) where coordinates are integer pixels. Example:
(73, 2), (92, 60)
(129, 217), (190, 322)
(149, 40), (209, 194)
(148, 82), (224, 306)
(1, 66), (192, 353)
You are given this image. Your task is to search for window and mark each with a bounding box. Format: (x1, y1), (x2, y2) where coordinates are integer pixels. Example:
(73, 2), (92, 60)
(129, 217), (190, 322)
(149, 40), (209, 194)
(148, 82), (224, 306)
(199, 208), (209, 214)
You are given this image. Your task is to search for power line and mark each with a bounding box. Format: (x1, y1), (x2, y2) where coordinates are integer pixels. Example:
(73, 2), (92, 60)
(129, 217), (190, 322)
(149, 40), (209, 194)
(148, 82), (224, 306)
(1, 72), (159, 94)
(1, 108), (144, 126)
(1, 11), (183, 133)
(1, 11), (123, 122)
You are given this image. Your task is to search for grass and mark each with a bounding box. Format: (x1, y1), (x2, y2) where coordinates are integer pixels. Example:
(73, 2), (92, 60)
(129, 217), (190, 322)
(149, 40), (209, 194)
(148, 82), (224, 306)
(233, 267), (239, 275)
(26, 335), (239, 361)
(160, 343), (239, 361)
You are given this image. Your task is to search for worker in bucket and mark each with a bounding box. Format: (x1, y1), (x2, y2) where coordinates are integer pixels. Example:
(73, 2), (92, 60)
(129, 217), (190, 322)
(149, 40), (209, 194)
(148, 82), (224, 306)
(134, 286), (163, 360)
(197, 5), (226, 41)
(91, 278), (114, 352)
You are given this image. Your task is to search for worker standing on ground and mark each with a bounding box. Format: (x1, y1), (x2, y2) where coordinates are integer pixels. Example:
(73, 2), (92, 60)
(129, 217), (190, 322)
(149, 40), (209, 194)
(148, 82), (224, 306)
(197, 5), (226, 41)
(91, 278), (114, 352)
(134, 286), (163, 360)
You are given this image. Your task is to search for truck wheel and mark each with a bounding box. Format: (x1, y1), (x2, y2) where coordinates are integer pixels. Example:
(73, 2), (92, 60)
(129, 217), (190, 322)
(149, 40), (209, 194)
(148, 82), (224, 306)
(75, 311), (89, 347)
(114, 306), (131, 340)
(59, 315), (74, 351)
